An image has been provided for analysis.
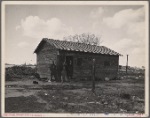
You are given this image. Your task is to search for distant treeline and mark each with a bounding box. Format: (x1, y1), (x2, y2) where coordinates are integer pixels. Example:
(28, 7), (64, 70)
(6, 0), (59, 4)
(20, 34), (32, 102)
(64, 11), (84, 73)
(5, 64), (36, 68)
(118, 65), (145, 75)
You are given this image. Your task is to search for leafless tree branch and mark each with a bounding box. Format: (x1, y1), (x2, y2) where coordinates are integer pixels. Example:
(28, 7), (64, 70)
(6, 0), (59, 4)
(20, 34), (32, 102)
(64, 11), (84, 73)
(63, 33), (102, 46)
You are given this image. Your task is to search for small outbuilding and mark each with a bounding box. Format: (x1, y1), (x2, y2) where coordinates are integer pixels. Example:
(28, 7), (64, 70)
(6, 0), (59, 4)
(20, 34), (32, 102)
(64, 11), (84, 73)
(34, 38), (121, 81)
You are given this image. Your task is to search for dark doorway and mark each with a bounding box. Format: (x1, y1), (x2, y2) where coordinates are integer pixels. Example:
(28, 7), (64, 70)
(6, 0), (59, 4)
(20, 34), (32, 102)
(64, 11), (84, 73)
(66, 56), (73, 80)
(57, 55), (65, 81)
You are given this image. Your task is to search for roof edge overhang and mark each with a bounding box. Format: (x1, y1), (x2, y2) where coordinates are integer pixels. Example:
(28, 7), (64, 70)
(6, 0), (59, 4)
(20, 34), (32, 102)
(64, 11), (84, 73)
(34, 38), (48, 54)
(59, 49), (122, 56)
(34, 38), (123, 56)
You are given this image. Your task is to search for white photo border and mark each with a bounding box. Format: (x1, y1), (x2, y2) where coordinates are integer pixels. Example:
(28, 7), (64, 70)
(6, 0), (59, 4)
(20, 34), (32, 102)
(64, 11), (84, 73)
(1, 1), (149, 117)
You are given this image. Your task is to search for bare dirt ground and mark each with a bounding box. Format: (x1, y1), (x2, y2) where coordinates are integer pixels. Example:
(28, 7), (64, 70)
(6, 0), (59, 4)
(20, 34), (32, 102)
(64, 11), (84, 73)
(5, 78), (144, 113)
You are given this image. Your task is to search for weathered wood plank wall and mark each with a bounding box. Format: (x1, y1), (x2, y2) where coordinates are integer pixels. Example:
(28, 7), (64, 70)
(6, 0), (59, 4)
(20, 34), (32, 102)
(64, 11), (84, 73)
(59, 50), (119, 80)
(36, 43), (119, 81)
(36, 42), (58, 79)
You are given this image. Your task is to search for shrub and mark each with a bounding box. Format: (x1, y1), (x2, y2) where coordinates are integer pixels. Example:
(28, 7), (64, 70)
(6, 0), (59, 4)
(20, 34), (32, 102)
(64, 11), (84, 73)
(5, 66), (37, 81)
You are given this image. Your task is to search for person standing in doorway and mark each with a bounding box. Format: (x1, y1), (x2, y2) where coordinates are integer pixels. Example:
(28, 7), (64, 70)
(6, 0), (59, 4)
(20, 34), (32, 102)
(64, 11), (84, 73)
(50, 61), (57, 82)
(61, 61), (67, 82)
(67, 60), (73, 82)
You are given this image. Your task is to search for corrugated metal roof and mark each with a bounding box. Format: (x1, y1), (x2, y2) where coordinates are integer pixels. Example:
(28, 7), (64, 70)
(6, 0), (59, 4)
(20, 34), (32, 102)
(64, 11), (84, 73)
(34, 38), (122, 56)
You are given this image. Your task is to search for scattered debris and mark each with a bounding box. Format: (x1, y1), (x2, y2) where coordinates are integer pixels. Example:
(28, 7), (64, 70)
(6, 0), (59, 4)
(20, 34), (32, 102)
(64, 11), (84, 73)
(33, 81), (38, 84)
(48, 80), (51, 83)
(132, 96), (144, 103)
(120, 77), (124, 80)
(55, 108), (65, 112)
(88, 102), (95, 104)
(105, 77), (110, 81)
(136, 111), (139, 113)
(95, 102), (101, 105)
(103, 102), (108, 105)
(6, 85), (11, 88)
(137, 98), (144, 103)
(135, 77), (139, 79)
(63, 97), (68, 100)
(45, 104), (53, 110)
(45, 93), (48, 96)
(132, 96), (136, 100)
(120, 108), (127, 112)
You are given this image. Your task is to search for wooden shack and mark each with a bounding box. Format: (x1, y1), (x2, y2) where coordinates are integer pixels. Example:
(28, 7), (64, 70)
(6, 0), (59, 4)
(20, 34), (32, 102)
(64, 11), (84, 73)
(34, 38), (121, 81)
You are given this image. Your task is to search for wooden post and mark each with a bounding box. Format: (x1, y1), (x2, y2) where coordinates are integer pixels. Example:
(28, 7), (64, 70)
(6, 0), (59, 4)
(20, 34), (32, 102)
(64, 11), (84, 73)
(126, 55), (128, 74)
(92, 59), (95, 93)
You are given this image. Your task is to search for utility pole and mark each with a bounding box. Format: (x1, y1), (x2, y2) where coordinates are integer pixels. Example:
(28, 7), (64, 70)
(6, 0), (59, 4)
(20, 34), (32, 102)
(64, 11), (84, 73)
(92, 59), (96, 93)
(126, 54), (128, 74)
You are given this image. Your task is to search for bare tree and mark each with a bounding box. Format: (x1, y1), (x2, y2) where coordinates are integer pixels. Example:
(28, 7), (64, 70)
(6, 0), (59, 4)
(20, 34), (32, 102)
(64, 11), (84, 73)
(63, 33), (102, 46)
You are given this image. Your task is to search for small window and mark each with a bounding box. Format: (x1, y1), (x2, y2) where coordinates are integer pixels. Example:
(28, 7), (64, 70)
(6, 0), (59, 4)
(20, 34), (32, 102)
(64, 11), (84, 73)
(77, 58), (82, 66)
(104, 61), (110, 67)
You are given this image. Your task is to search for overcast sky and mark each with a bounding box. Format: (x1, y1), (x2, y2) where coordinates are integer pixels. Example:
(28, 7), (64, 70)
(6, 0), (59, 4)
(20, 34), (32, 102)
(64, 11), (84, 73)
(5, 4), (147, 67)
